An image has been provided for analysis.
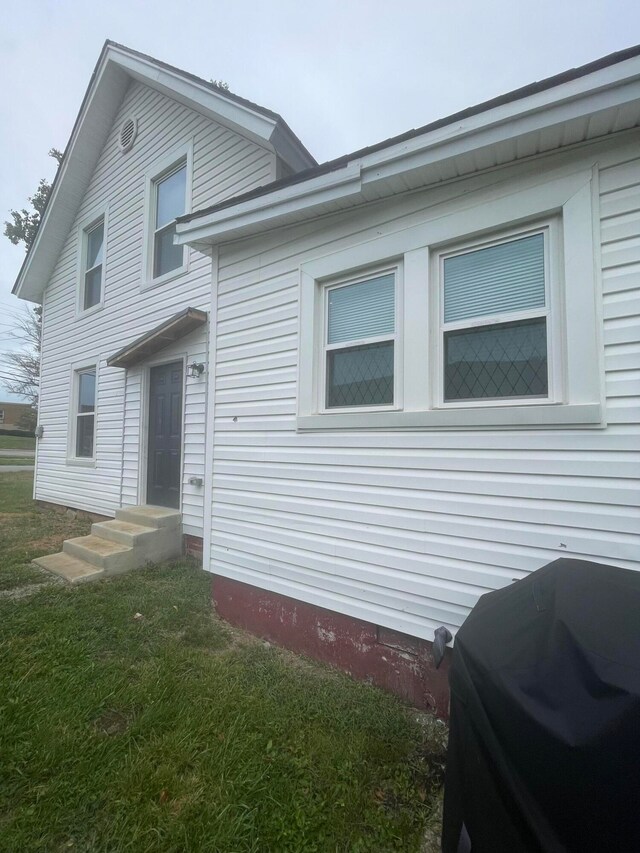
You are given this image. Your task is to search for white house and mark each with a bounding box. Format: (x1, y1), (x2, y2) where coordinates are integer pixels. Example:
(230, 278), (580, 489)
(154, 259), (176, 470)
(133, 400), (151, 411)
(14, 42), (640, 713)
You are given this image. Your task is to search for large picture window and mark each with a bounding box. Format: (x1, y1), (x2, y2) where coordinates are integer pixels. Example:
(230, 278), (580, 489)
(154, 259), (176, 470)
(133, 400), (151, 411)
(324, 271), (396, 409)
(440, 230), (551, 403)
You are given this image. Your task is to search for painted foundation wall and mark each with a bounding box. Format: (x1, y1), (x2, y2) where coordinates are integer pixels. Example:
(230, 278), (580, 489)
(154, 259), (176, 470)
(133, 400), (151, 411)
(207, 134), (640, 645)
(213, 575), (452, 717)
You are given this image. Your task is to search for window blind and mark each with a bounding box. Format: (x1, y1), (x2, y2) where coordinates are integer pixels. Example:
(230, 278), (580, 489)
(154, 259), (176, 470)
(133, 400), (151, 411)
(444, 233), (545, 324)
(327, 273), (395, 345)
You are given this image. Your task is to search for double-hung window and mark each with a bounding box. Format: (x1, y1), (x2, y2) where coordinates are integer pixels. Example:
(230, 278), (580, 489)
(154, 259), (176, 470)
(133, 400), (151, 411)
(440, 228), (551, 404)
(74, 368), (96, 458)
(151, 159), (187, 280)
(299, 170), (601, 430)
(324, 270), (397, 409)
(81, 218), (104, 311)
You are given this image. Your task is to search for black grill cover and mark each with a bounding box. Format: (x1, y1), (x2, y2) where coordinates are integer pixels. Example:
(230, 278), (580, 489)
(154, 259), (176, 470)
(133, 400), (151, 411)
(442, 558), (640, 853)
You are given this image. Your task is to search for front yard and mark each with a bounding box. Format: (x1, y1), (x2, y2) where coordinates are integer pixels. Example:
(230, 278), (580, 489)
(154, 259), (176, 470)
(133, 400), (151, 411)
(0, 435), (35, 451)
(0, 471), (446, 851)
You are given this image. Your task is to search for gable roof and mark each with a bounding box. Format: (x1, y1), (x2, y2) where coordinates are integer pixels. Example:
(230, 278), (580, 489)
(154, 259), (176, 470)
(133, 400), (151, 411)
(175, 43), (640, 247)
(13, 41), (316, 302)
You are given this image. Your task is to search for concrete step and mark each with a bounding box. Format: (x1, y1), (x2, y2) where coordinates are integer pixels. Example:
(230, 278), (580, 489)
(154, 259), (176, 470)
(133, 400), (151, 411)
(63, 535), (135, 572)
(33, 552), (104, 585)
(35, 504), (183, 585)
(115, 505), (182, 530)
(92, 519), (157, 547)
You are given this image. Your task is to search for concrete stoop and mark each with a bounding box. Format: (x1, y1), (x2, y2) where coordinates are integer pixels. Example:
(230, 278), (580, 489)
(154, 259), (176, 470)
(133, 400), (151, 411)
(34, 505), (182, 584)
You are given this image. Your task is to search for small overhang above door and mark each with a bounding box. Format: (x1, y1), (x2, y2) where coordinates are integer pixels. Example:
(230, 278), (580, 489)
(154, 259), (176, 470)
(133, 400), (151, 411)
(107, 307), (208, 369)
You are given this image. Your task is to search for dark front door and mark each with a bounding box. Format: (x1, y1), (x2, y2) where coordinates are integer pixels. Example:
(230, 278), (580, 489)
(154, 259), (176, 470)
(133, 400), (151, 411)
(147, 361), (183, 508)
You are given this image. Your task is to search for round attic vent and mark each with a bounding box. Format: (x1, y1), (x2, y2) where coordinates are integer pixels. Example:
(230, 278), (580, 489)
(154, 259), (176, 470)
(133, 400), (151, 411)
(119, 117), (138, 152)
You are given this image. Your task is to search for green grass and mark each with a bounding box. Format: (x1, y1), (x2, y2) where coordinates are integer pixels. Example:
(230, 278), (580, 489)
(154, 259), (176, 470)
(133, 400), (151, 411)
(0, 472), (91, 591)
(0, 457), (33, 466)
(0, 472), (446, 851)
(0, 435), (35, 450)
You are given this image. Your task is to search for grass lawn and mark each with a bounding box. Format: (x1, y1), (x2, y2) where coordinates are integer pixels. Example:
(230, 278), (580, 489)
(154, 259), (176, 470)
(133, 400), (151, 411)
(0, 457), (34, 466)
(0, 435), (35, 450)
(0, 472), (446, 852)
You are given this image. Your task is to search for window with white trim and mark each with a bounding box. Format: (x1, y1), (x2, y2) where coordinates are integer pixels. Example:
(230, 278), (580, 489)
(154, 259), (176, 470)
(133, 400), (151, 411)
(73, 368), (96, 458)
(151, 159), (187, 279)
(298, 170), (601, 430)
(438, 226), (555, 405)
(81, 218), (104, 311)
(323, 270), (397, 409)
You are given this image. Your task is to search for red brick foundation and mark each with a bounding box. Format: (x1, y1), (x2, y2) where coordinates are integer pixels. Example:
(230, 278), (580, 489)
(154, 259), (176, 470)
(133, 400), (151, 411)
(184, 534), (203, 562)
(212, 575), (451, 718)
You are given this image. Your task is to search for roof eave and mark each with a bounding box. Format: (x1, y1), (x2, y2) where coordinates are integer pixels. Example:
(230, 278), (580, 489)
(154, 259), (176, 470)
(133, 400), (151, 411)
(13, 49), (130, 303)
(13, 41), (315, 303)
(176, 49), (640, 248)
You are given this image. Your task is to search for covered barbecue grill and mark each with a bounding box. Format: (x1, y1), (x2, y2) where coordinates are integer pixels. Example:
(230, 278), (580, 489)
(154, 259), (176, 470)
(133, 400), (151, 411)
(442, 558), (640, 852)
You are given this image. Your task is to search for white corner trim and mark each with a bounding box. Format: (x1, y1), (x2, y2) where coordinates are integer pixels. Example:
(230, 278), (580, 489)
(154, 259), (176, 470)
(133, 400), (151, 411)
(202, 249), (219, 573)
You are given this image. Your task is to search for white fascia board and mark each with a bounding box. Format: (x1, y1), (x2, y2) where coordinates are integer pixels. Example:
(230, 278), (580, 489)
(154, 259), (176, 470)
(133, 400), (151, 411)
(14, 59), (129, 303)
(361, 56), (640, 175)
(176, 54), (640, 247)
(270, 121), (317, 171)
(175, 161), (362, 245)
(108, 48), (277, 145)
(363, 78), (640, 186)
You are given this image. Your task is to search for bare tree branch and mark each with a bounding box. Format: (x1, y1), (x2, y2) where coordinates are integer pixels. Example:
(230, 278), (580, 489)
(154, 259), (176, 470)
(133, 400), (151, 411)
(2, 149), (60, 415)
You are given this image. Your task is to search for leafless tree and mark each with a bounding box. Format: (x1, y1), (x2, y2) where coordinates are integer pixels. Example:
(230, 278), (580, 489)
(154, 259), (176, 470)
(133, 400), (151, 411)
(0, 305), (42, 408)
(2, 149), (62, 416)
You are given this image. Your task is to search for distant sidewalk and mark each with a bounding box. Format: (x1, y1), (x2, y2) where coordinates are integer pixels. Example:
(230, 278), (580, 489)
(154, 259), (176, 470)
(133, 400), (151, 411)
(0, 450), (35, 458)
(0, 466), (34, 473)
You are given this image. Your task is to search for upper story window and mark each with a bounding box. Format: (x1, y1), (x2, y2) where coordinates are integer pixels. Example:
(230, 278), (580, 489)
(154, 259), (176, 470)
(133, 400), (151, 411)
(440, 230), (551, 404)
(325, 271), (397, 409)
(82, 218), (104, 311)
(73, 367), (96, 459)
(152, 159), (187, 280)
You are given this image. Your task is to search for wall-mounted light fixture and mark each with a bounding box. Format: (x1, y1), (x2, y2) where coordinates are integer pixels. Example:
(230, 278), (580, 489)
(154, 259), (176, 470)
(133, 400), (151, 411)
(187, 362), (205, 378)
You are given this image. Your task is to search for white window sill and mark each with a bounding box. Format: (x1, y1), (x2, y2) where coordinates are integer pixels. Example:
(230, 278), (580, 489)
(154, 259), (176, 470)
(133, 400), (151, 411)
(297, 402), (603, 431)
(75, 303), (104, 320)
(141, 264), (188, 292)
(66, 457), (96, 468)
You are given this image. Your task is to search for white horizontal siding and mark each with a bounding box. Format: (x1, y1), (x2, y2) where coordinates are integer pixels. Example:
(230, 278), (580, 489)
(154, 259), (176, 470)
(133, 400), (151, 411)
(209, 138), (640, 641)
(37, 79), (275, 529)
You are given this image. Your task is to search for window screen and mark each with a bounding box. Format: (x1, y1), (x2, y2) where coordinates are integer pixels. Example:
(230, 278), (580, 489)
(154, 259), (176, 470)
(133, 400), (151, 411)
(326, 273), (395, 408)
(75, 368), (96, 457)
(83, 220), (104, 310)
(443, 232), (548, 402)
(153, 162), (187, 278)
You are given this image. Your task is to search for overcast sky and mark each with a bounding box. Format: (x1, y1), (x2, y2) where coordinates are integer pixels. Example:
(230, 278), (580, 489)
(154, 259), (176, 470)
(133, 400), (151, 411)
(1, 0), (639, 400)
